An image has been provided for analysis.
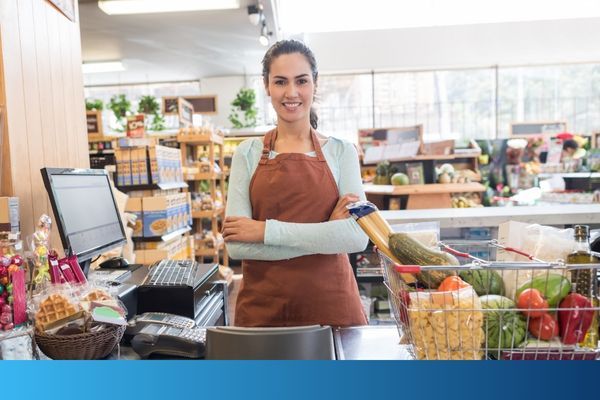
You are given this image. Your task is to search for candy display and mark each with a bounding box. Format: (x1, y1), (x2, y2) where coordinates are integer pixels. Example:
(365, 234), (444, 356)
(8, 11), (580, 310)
(30, 215), (52, 287)
(0, 232), (26, 332)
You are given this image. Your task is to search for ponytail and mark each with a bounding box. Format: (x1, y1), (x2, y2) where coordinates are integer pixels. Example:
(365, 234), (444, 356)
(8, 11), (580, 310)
(309, 108), (318, 129)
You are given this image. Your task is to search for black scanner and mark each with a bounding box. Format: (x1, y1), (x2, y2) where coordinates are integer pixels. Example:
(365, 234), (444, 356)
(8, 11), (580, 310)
(99, 257), (129, 269)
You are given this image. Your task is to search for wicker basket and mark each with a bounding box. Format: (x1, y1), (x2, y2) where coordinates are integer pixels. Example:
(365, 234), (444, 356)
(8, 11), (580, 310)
(35, 325), (125, 360)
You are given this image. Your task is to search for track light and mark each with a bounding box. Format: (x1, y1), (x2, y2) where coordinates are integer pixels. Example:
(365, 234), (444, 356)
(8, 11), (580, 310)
(247, 3), (262, 26)
(259, 21), (271, 46)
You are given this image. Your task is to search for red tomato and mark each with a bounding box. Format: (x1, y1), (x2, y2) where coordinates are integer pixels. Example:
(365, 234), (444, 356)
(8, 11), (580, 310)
(517, 288), (549, 318)
(438, 276), (469, 292)
(528, 313), (559, 341)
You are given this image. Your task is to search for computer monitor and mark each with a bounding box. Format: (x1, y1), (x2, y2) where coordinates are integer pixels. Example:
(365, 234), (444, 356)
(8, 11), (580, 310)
(41, 168), (127, 275)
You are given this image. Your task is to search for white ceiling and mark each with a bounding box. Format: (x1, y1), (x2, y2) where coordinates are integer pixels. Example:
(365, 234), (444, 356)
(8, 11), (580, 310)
(79, 0), (272, 85)
(79, 1), (600, 86)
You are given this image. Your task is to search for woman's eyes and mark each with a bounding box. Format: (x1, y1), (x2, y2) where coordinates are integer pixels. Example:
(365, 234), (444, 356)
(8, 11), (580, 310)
(273, 79), (309, 86)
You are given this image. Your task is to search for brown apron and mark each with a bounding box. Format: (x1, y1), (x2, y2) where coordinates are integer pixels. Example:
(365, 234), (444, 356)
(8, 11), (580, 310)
(234, 128), (367, 327)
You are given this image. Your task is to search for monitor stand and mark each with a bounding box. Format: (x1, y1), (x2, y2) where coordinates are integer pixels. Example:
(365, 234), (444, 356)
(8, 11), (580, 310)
(80, 259), (91, 277)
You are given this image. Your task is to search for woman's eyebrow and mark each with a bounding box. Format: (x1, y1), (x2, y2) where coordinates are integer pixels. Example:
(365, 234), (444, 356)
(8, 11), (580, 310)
(272, 74), (309, 80)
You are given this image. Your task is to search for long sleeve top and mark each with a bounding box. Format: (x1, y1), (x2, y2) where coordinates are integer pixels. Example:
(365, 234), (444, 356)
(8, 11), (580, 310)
(225, 135), (369, 261)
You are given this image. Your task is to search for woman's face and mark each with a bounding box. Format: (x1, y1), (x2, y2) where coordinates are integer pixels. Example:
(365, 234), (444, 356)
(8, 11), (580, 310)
(266, 53), (315, 126)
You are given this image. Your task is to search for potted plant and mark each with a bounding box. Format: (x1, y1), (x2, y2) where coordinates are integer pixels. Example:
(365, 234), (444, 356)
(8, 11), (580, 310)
(228, 88), (258, 129)
(108, 94), (132, 132)
(137, 95), (165, 131)
(85, 99), (104, 111)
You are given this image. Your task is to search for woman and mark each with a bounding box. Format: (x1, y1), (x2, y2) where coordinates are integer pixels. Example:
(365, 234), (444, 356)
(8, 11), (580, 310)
(223, 40), (368, 327)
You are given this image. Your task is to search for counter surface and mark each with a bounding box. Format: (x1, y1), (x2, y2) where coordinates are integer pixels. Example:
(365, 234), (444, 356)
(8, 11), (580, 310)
(381, 204), (600, 228)
(334, 326), (411, 360)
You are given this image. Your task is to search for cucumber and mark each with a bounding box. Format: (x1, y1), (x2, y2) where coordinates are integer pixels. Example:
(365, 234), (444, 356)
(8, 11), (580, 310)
(389, 232), (459, 288)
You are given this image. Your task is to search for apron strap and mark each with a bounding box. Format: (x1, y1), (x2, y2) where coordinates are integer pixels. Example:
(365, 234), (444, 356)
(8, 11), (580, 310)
(310, 128), (326, 162)
(259, 130), (276, 165)
(260, 128), (326, 163)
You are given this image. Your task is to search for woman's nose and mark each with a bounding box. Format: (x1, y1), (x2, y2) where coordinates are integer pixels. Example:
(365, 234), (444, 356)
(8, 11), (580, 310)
(284, 83), (298, 97)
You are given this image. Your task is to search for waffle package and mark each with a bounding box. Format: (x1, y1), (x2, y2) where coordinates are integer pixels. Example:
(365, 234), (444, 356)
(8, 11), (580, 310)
(32, 284), (127, 335)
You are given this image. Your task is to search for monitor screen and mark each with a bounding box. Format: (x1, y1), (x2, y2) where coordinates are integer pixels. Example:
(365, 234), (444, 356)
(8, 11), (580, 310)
(41, 168), (126, 263)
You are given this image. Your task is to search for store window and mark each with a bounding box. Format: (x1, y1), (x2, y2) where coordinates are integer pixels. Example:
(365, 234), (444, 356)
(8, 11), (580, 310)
(497, 63), (600, 137)
(314, 73), (373, 143)
(374, 68), (496, 141)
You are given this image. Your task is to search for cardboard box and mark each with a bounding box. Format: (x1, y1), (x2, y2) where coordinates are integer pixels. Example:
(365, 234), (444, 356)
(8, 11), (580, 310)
(125, 197), (143, 238)
(0, 197), (19, 233)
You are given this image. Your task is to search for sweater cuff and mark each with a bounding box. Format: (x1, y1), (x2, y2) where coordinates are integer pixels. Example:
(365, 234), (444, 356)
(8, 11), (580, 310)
(264, 219), (282, 246)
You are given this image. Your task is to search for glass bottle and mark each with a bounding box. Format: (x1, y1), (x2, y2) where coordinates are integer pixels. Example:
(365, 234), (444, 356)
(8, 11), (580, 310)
(567, 225), (599, 348)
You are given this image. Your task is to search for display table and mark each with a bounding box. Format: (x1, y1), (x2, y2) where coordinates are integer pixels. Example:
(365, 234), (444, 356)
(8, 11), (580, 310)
(381, 204), (600, 228)
(364, 182), (485, 209)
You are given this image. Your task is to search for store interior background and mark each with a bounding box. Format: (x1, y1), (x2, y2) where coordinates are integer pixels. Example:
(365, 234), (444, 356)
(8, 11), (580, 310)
(2, 0), (600, 324)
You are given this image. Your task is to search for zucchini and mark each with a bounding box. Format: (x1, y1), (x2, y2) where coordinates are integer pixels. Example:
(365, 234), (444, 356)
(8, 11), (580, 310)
(389, 232), (459, 288)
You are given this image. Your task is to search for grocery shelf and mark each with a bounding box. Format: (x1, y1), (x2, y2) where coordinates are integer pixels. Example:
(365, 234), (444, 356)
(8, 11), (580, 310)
(185, 172), (224, 181)
(177, 132), (224, 145)
(116, 181), (188, 192)
(363, 182), (485, 195)
(192, 207), (224, 219)
(196, 241), (225, 257)
(132, 226), (192, 243)
(538, 172), (600, 179)
(362, 152), (481, 166)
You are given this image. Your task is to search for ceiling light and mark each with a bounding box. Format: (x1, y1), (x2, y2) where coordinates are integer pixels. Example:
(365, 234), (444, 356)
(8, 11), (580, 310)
(82, 61), (125, 74)
(98, 0), (240, 15)
(259, 21), (271, 46)
(247, 4), (263, 26)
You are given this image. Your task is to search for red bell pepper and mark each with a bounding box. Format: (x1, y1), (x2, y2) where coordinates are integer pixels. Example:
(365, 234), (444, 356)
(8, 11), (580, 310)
(558, 293), (594, 345)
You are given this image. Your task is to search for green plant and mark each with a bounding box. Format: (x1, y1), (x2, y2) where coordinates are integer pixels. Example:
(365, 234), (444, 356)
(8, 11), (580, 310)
(228, 88), (258, 129)
(137, 95), (165, 131)
(137, 95), (160, 115)
(108, 94), (131, 120)
(85, 98), (104, 111)
(149, 113), (166, 131)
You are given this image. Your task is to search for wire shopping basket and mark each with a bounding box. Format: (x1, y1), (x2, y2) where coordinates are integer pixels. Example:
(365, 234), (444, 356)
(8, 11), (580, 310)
(380, 240), (600, 360)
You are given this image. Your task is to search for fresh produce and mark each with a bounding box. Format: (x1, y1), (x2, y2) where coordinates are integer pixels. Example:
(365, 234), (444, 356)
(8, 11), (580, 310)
(484, 309), (527, 357)
(528, 313), (559, 341)
(515, 274), (571, 308)
(389, 232), (459, 288)
(517, 288), (549, 318)
(558, 293), (594, 345)
(480, 295), (515, 309)
(438, 276), (469, 292)
(459, 269), (505, 296)
(390, 172), (409, 186)
(373, 161), (397, 185)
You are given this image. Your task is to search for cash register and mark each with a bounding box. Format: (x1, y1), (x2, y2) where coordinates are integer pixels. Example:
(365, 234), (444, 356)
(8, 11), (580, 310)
(41, 168), (227, 358)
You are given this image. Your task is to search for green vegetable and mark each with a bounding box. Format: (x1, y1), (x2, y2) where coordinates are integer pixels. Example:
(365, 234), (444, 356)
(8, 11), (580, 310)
(484, 309), (527, 358)
(459, 269), (505, 296)
(480, 295), (515, 309)
(389, 232), (458, 288)
(515, 274), (571, 308)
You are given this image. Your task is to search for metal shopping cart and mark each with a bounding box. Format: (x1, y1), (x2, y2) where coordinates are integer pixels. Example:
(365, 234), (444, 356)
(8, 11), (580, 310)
(379, 240), (600, 360)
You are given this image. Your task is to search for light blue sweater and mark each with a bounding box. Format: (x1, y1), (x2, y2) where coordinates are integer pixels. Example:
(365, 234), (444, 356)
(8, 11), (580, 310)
(225, 136), (369, 261)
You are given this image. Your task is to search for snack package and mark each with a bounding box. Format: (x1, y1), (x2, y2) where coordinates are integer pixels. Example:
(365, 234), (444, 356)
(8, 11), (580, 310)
(32, 283), (127, 335)
(28, 215), (52, 288)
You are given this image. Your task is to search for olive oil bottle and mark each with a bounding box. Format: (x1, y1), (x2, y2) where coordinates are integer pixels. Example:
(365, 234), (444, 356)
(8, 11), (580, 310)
(567, 225), (599, 348)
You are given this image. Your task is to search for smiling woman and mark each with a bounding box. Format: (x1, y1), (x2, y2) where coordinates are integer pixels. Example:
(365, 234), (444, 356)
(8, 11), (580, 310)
(224, 40), (369, 328)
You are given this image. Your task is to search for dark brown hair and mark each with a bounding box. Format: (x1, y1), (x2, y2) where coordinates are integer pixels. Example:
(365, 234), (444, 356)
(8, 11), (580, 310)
(262, 40), (319, 129)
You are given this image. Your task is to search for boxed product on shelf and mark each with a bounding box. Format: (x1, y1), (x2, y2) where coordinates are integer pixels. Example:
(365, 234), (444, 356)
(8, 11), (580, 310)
(135, 234), (188, 264)
(0, 197), (19, 233)
(141, 193), (191, 237)
(148, 145), (184, 185)
(115, 148), (132, 186)
(124, 197), (143, 238)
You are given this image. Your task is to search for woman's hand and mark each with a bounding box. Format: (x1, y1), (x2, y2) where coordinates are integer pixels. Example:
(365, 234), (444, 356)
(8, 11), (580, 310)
(222, 217), (266, 243)
(329, 194), (360, 221)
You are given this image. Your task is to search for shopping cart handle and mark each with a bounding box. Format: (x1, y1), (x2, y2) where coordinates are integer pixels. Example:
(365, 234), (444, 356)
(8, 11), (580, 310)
(394, 265), (421, 273)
